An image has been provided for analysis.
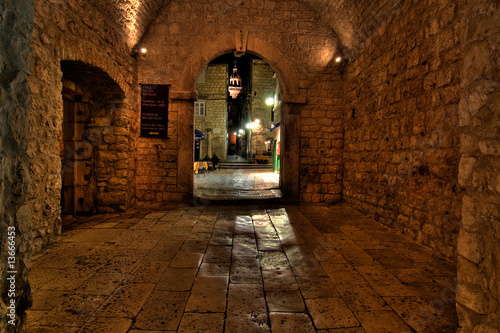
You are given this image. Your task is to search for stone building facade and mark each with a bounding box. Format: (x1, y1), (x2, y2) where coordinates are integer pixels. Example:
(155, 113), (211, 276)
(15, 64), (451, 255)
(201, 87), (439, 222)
(250, 60), (277, 155)
(195, 64), (228, 162)
(0, 0), (499, 331)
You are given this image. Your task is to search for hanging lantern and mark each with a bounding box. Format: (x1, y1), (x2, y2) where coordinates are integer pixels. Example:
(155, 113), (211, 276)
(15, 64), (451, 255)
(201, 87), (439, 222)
(228, 61), (242, 99)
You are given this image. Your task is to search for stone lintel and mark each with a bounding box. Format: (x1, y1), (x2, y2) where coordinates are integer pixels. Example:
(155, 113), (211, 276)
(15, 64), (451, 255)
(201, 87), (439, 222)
(170, 90), (198, 101)
(234, 29), (248, 57)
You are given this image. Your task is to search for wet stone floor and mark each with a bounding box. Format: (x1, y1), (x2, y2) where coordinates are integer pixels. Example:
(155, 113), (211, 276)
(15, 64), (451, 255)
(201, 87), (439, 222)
(194, 169), (281, 200)
(27, 203), (458, 332)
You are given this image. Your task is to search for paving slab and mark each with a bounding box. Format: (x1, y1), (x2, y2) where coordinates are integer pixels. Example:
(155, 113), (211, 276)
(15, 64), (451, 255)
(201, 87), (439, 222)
(269, 312), (316, 332)
(306, 298), (360, 329)
(27, 201), (457, 332)
(133, 291), (189, 331)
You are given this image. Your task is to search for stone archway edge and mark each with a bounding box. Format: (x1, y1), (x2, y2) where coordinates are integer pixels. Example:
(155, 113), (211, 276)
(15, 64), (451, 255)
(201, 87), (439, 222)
(178, 31), (305, 103)
(176, 31), (305, 201)
(58, 35), (133, 97)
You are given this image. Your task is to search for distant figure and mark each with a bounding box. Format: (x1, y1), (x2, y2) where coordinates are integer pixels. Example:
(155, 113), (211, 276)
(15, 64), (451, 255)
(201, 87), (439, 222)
(211, 154), (220, 170)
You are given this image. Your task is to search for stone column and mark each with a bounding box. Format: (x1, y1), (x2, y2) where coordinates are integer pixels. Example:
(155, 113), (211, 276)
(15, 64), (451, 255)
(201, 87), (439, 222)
(173, 91), (196, 200)
(281, 103), (301, 202)
(207, 128), (213, 158)
(0, 0), (34, 331)
(457, 1), (500, 331)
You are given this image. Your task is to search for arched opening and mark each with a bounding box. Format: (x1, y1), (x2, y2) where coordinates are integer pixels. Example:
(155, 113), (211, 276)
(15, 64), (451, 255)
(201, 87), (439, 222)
(176, 33), (305, 203)
(59, 61), (129, 225)
(192, 53), (283, 201)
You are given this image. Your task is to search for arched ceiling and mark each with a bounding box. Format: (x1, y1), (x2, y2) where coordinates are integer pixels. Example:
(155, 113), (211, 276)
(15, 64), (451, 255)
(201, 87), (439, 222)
(91, 0), (369, 54)
(89, 0), (168, 49)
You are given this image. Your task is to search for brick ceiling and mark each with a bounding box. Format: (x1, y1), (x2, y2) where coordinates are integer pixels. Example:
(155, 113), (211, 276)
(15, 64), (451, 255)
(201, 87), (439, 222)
(93, 0), (371, 53)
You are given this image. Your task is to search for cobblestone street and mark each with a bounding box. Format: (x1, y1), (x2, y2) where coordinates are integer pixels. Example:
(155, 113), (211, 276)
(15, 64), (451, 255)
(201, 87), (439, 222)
(194, 169), (281, 201)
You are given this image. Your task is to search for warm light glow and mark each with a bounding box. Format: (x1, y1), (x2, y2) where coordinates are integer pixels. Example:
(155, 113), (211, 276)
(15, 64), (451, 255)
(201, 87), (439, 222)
(238, 129), (244, 134)
(233, 132), (237, 135)
(120, 0), (142, 48)
(265, 98), (274, 106)
(245, 120), (262, 131)
(229, 64), (243, 99)
(140, 48), (147, 54)
(335, 56), (342, 62)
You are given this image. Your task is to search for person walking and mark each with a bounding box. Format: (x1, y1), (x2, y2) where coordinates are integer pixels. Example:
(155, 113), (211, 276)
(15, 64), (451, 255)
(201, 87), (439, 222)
(211, 154), (220, 170)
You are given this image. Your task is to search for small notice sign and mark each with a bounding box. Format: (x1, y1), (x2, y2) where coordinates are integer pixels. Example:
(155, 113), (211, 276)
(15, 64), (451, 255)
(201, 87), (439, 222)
(140, 84), (169, 138)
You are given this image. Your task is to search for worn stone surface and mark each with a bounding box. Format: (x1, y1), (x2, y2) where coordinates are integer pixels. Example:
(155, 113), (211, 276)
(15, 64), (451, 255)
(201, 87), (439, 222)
(27, 0), (137, 253)
(457, 1), (500, 332)
(138, 0), (344, 204)
(0, 0), (34, 331)
(194, 64), (228, 161)
(2, 0), (500, 332)
(25, 203), (458, 332)
(251, 59), (277, 155)
(343, 0), (463, 259)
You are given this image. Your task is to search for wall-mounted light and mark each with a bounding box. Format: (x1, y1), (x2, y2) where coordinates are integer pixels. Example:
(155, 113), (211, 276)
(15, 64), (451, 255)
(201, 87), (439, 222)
(266, 97), (274, 122)
(335, 56), (342, 63)
(132, 46), (148, 57)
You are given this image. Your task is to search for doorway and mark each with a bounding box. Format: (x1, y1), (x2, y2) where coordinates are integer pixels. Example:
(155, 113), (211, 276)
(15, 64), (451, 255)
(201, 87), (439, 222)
(60, 81), (95, 217)
(193, 53), (282, 200)
(59, 60), (128, 224)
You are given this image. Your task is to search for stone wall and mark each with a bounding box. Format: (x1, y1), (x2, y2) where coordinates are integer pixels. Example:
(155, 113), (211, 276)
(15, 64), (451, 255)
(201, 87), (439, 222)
(251, 60), (276, 155)
(300, 71), (344, 202)
(456, 1), (500, 331)
(343, 0), (462, 257)
(28, 0), (137, 252)
(195, 64), (228, 161)
(137, 0), (344, 203)
(0, 0), (34, 331)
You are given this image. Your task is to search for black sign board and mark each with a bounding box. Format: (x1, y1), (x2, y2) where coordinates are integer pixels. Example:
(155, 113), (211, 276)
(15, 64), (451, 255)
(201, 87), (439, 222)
(140, 84), (169, 138)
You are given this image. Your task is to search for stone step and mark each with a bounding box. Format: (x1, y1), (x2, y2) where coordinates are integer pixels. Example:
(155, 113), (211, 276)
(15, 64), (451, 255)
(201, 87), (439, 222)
(219, 162), (272, 169)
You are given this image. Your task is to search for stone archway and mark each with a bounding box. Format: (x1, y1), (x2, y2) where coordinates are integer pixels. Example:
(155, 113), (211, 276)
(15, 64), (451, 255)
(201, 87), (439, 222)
(179, 32), (304, 103)
(59, 60), (133, 220)
(59, 60), (135, 216)
(176, 32), (304, 202)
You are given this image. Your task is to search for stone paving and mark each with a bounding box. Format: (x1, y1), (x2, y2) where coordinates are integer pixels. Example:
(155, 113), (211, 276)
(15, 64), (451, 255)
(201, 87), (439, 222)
(26, 203), (458, 332)
(194, 169), (281, 200)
